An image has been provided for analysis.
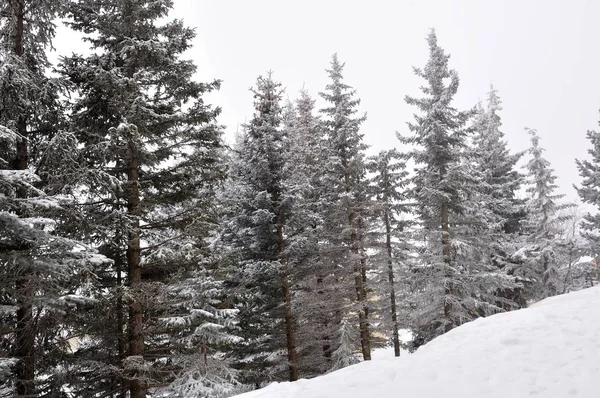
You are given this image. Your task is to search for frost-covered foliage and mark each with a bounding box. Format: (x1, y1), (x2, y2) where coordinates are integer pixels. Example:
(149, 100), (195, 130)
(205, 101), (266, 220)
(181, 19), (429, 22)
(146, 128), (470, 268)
(318, 54), (372, 362)
(471, 87), (525, 236)
(220, 73), (297, 385)
(574, 118), (600, 289)
(401, 30), (515, 346)
(512, 129), (573, 300)
(366, 149), (411, 357)
(329, 317), (360, 371)
(282, 91), (357, 376)
(0, 1), (111, 396)
(155, 270), (241, 397)
(1, 1), (594, 393)
(577, 126), (600, 259)
(469, 87), (527, 309)
(554, 207), (594, 292)
(56, 0), (227, 396)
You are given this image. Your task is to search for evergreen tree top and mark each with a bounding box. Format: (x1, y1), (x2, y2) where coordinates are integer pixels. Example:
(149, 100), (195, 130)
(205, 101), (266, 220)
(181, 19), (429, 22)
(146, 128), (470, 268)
(526, 128), (558, 192)
(0, 0), (63, 66)
(367, 149), (408, 202)
(524, 128), (571, 236)
(471, 86), (523, 196)
(403, 29), (471, 167)
(410, 29), (460, 106)
(576, 128), (600, 208)
(248, 72), (284, 138)
(320, 54), (365, 123)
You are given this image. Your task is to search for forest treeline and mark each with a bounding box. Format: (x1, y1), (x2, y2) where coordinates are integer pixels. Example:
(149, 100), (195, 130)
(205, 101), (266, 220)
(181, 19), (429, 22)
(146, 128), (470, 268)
(1, 1), (600, 397)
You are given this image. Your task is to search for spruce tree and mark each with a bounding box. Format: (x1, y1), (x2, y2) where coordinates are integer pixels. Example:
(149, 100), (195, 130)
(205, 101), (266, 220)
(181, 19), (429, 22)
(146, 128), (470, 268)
(470, 87), (526, 309)
(319, 54), (372, 361)
(221, 73), (299, 384)
(59, 0), (226, 395)
(472, 86), (525, 236)
(0, 1), (107, 395)
(282, 90), (337, 374)
(366, 149), (410, 357)
(401, 30), (507, 344)
(402, 29), (470, 341)
(516, 129), (571, 299)
(576, 125), (600, 259)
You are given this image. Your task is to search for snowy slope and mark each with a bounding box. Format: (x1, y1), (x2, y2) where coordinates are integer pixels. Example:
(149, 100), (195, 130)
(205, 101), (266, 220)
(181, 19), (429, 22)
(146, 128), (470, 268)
(234, 286), (600, 398)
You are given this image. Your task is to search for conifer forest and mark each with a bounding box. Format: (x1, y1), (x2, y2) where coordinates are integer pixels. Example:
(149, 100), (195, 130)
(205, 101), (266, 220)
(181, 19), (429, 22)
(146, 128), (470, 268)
(1, 1), (600, 397)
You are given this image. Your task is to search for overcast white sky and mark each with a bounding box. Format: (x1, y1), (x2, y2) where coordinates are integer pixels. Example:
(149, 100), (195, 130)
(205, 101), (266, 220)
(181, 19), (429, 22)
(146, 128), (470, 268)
(55, 0), (600, 200)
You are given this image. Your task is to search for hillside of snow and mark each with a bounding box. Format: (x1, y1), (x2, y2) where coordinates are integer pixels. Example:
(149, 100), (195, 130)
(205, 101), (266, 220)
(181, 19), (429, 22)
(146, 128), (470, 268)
(234, 286), (600, 398)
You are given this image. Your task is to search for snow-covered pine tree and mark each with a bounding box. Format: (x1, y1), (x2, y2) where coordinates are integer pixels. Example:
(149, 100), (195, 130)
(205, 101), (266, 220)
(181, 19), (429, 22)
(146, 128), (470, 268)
(576, 126), (600, 250)
(575, 124), (600, 285)
(221, 73), (299, 385)
(515, 129), (572, 299)
(319, 54), (372, 362)
(0, 1), (110, 395)
(554, 206), (589, 293)
(59, 1), (226, 396)
(0, 0), (74, 396)
(472, 86), (525, 236)
(470, 86), (526, 309)
(401, 30), (508, 345)
(156, 263), (241, 397)
(366, 149), (410, 357)
(282, 90), (339, 375)
(402, 29), (470, 342)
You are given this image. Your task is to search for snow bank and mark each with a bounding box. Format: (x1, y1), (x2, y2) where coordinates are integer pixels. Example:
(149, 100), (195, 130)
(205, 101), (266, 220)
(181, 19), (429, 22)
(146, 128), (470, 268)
(234, 286), (600, 398)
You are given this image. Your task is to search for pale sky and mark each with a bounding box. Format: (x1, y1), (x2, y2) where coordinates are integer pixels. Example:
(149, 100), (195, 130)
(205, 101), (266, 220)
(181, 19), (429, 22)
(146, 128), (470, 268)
(54, 0), (600, 200)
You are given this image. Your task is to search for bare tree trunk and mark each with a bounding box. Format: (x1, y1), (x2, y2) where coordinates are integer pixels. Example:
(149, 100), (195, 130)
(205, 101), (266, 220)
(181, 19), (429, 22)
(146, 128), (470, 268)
(350, 212), (371, 361)
(281, 275), (298, 381)
(126, 126), (146, 398)
(441, 201), (453, 333)
(341, 150), (370, 361)
(277, 215), (298, 381)
(15, 298), (35, 397)
(115, 253), (128, 398)
(384, 212), (400, 357)
(316, 275), (332, 364)
(358, 217), (371, 360)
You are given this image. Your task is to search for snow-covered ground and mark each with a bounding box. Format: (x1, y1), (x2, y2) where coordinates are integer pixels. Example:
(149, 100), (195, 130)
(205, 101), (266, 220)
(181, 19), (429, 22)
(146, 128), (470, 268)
(234, 286), (600, 398)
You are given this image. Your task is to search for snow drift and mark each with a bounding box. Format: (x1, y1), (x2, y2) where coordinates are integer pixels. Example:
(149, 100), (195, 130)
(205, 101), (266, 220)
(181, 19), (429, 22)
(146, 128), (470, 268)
(234, 286), (600, 398)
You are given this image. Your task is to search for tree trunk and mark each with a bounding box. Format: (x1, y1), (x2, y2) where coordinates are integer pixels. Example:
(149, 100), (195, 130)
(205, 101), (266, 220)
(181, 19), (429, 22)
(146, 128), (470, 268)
(14, 115), (35, 397)
(358, 217), (371, 360)
(115, 253), (128, 398)
(316, 275), (332, 364)
(384, 211), (400, 357)
(342, 149), (370, 361)
(10, 1), (36, 395)
(126, 126), (146, 398)
(277, 215), (298, 381)
(281, 274), (298, 381)
(15, 300), (35, 397)
(441, 201), (453, 333)
(350, 212), (371, 361)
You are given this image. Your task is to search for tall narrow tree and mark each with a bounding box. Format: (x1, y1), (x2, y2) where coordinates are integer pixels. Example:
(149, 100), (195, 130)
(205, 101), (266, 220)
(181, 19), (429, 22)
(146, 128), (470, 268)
(401, 30), (495, 344)
(367, 149), (409, 357)
(0, 1), (105, 395)
(222, 73), (298, 384)
(576, 124), (600, 259)
(283, 90), (337, 374)
(472, 86), (525, 236)
(60, 0), (225, 395)
(516, 129), (571, 299)
(470, 87), (526, 309)
(319, 54), (371, 361)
